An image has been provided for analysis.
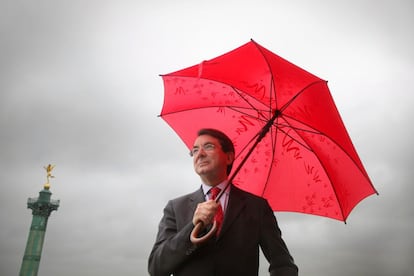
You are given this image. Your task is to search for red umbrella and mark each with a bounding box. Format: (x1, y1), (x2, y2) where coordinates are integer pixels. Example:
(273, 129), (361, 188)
(160, 39), (377, 226)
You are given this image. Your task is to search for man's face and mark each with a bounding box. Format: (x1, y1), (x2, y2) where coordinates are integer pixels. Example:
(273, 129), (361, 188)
(192, 134), (234, 184)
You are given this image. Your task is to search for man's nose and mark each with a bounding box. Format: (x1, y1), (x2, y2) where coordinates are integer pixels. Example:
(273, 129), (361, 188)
(197, 147), (207, 156)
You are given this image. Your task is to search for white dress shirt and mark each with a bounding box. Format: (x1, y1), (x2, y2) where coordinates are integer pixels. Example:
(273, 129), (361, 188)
(201, 180), (230, 213)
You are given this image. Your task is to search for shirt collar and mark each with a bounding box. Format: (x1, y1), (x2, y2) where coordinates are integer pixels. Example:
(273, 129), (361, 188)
(201, 180), (229, 196)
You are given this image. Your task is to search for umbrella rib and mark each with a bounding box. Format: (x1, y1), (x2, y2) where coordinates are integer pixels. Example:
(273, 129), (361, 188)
(283, 112), (374, 186)
(160, 85), (269, 123)
(273, 116), (349, 220)
(279, 80), (326, 113)
(275, 121), (321, 136)
(229, 86), (270, 121)
(277, 113), (376, 222)
(160, 105), (265, 117)
(274, 122), (314, 152)
(250, 39), (278, 110)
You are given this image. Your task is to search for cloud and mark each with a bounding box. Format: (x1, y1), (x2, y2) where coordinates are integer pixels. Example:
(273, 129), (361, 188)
(1, 1), (413, 276)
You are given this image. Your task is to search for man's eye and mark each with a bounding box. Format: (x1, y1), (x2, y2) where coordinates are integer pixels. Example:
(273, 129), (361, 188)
(205, 144), (215, 150)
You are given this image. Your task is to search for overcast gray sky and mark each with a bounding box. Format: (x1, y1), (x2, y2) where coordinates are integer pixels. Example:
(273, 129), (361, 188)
(1, 0), (413, 275)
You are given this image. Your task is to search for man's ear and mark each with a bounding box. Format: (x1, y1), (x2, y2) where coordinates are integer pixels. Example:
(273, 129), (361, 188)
(226, 152), (235, 164)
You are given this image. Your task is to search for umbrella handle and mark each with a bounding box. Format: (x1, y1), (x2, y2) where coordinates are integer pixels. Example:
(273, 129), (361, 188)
(190, 220), (217, 244)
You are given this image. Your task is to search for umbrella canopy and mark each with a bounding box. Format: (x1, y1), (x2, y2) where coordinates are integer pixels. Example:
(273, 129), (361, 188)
(160, 39), (377, 222)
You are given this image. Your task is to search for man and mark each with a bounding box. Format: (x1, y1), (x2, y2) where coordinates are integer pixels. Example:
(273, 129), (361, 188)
(148, 128), (298, 276)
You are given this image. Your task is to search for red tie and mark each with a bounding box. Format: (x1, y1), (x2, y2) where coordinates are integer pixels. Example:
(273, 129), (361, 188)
(210, 187), (224, 236)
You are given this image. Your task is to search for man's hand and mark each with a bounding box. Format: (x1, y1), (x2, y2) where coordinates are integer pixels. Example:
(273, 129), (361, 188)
(193, 200), (220, 226)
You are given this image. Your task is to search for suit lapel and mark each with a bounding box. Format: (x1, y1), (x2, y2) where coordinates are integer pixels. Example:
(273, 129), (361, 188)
(218, 185), (247, 238)
(187, 187), (205, 217)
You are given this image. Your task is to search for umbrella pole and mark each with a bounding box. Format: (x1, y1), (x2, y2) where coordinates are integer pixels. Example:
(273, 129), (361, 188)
(190, 110), (281, 244)
(218, 109), (281, 200)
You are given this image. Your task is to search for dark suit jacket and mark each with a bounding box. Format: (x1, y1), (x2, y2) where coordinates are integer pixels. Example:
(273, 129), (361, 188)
(148, 184), (298, 276)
